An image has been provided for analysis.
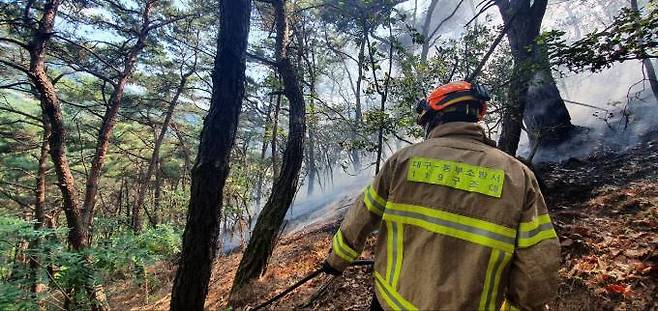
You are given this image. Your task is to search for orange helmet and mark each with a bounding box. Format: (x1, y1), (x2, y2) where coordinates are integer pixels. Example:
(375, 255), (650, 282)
(416, 80), (490, 123)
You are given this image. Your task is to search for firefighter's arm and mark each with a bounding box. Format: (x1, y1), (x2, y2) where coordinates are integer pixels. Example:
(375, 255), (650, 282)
(325, 158), (394, 272)
(507, 171), (561, 311)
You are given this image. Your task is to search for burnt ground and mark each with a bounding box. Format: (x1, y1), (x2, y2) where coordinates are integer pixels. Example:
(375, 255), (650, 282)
(108, 138), (658, 311)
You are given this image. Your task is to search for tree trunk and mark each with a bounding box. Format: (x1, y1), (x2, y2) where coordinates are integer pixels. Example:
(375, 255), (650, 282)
(26, 1), (110, 309)
(644, 59), (658, 103)
(299, 26), (318, 195)
(498, 69), (527, 155)
(153, 162), (161, 225)
(169, 0), (252, 309)
(496, 0), (574, 155)
(352, 36), (365, 172)
(630, 0), (658, 103)
(29, 113), (50, 310)
(420, 0), (441, 62)
(271, 92), (282, 179)
(230, 0), (306, 299)
(256, 94), (274, 206)
(82, 1), (154, 231)
(28, 0), (87, 250)
(132, 71), (190, 232)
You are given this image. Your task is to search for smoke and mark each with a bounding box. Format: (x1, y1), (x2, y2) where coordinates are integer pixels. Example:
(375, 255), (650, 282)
(526, 60), (658, 163)
(285, 171), (371, 233)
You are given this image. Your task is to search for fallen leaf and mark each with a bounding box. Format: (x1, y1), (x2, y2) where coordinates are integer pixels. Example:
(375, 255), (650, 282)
(605, 284), (629, 295)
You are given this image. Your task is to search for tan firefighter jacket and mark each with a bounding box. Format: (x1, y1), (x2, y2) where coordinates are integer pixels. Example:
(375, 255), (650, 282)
(326, 122), (560, 311)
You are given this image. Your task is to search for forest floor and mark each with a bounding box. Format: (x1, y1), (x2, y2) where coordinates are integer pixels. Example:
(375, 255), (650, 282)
(108, 138), (658, 311)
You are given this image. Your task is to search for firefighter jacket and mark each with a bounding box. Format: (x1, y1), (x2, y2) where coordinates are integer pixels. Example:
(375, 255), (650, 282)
(326, 122), (560, 311)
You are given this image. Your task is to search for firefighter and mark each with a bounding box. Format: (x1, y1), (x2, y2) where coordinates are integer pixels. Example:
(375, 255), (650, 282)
(322, 81), (560, 311)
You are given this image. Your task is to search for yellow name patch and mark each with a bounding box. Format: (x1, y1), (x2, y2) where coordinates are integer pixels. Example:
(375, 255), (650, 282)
(407, 157), (505, 198)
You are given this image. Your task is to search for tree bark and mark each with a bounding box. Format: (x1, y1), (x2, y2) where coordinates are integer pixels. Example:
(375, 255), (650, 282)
(230, 0), (306, 299)
(83, 0), (154, 231)
(29, 112), (50, 310)
(27, 0), (87, 250)
(169, 0), (252, 309)
(26, 1), (110, 309)
(271, 92), (282, 179)
(496, 0), (574, 155)
(132, 70), (191, 232)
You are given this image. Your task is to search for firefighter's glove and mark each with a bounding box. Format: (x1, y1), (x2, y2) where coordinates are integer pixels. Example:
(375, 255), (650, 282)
(321, 261), (342, 276)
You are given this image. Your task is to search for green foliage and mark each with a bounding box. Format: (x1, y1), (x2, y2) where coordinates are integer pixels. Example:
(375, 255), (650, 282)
(544, 4), (658, 72)
(0, 214), (181, 310)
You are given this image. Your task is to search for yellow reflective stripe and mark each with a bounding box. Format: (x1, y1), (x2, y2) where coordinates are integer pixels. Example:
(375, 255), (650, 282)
(385, 221), (404, 289)
(518, 214), (557, 248)
(335, 230), (358, 259)
(519, 214), (552, 232)
(384, 202), (516, 253)
(489, 251), (512, 310)
(369, 185), (387, 207)
(517, 228), (557, 248)
(363, 186), (384, 216)
(332, 231), (357, 263)
(479, 250), (512, 310)
(500, 300), (520, 311)
(375, 271), (418, 311)
(407, 157), (505, 198)
(332, 235), (353, 263)
(375, 280), (400, 311)
(479, 250), (497, 310)
(393, 222), (403, 289)
(385, 221), (394, 283)
(388, 202), (515, 237)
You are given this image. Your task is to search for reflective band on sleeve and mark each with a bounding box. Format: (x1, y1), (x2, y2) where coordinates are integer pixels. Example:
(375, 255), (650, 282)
(479, 249), (512, 310)
(407, 157), (505, 198)
(332, 230), (359, 263)
(375, 271), (418, 311)
(383, 202), (516, 253)
(363, 185), (385, 216)
(385, 221), (404, 289)
(500, 300), (521, 311)
(518, 214), (558, 248)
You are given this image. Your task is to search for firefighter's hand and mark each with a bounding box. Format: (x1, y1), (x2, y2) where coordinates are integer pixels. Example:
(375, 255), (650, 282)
(321, 261), (342, 276)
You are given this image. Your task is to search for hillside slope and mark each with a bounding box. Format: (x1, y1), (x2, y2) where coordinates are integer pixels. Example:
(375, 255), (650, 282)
(109, 138), (658, 310)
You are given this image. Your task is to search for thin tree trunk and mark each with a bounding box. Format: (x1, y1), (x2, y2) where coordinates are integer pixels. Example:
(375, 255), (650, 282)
(230, 0), (307, 299)
(132, 71), (191, 232)
(29, 113), (50, 310)
(298, 24), (318, 195)
(644, 59), (658, 103)
(420, 0), (441, 62)
(352, 36), (365, 172)
(368, 24), (394, 174)
(630, 0), (658, 103)
(256, 94), (274, 205)
(153, 161), (161, 226)
(83, 1), (154, 231)
(170, 0), (252, 309)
